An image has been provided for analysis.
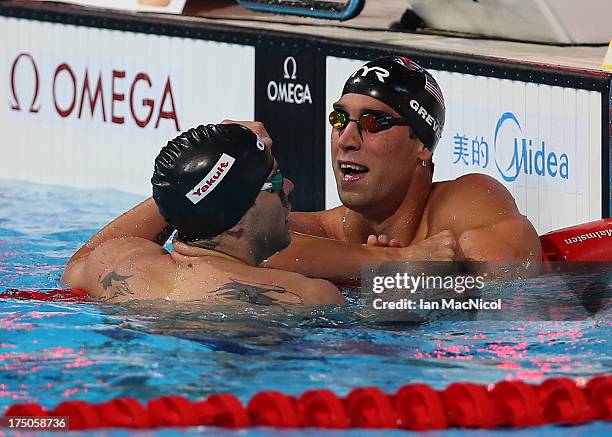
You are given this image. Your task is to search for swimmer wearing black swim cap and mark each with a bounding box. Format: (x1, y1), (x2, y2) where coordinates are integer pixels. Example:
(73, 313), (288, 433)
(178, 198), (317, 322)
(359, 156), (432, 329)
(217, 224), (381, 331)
(152, 124), (275, 241)
(322, 56), (447, 216)
(63, 123), (346, 305)
(340, 56), (445, 151)
(238, 56), (541, 279)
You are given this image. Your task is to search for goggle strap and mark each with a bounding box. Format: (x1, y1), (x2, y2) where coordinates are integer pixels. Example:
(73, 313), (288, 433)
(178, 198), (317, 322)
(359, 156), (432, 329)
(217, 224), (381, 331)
(261, 170), (283, 192)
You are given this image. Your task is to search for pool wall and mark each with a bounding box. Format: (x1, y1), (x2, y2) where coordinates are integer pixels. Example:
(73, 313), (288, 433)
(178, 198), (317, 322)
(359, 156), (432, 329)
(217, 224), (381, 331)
(0, 0), (610, 234)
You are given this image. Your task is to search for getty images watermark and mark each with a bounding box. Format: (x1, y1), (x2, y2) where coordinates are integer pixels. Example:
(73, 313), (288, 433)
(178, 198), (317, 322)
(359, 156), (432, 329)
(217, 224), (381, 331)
(371, 271), (497, 311)
(360, 262), (498, 322)
(359, 262), (611, 322)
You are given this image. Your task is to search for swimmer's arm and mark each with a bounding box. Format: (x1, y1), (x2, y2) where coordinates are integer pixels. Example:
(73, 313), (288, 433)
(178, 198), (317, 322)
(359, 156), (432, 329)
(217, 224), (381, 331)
(458, 216), (542, 277)
(272, 209), (359, 280)
(433, 174), (541, 276)
(266, 232), (404, 282)
(277, 209), (456, 281)
(65, 197), (173, 266)
(289, 208), (343, 237)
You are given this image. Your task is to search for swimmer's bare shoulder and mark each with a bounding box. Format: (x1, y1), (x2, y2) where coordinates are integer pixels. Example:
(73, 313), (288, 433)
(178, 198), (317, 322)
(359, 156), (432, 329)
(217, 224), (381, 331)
(265, 269), (346, 305)
(63, 237), (174, 301)
(290, 206), (345, 239)
(426, 173), (541, 265)
(427, 174), (521, 233)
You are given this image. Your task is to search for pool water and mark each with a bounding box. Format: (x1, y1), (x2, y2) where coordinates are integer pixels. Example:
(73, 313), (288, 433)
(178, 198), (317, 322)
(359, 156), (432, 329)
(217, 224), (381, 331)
(0, 178), (610, 436)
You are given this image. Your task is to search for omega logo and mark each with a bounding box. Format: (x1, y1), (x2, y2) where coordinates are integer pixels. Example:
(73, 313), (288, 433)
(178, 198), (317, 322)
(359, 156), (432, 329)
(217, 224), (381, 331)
(267, 56), (312, 105)
(9, 52), (181, 131)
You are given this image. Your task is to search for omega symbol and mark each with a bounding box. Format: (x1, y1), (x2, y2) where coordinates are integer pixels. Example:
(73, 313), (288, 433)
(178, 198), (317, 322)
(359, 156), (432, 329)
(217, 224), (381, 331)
(283, 56), (297, 80)
(10, 53), (41, 113)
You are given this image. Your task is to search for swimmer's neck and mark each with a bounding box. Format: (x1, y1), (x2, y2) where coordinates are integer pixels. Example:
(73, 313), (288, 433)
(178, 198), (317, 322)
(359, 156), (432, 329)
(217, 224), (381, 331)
(172, 237), (263, 267)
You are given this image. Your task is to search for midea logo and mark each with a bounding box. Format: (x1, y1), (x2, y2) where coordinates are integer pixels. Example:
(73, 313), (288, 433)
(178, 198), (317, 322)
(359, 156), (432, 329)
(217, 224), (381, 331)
(494, 112), (569, 182)
(267, 56), (312, 105)
(452, 112), (570, 183)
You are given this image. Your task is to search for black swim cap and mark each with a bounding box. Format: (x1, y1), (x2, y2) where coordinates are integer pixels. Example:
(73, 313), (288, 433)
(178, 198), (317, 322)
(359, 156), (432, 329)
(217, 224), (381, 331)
(342, 56), (445, 151)
(152, 124), (274, 241)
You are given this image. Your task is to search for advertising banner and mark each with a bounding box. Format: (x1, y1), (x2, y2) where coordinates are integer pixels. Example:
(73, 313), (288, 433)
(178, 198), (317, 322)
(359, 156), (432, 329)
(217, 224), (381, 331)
(326, 56), (603, 234)
(255, 49), (326, 212)
(0, 17), (255, 195)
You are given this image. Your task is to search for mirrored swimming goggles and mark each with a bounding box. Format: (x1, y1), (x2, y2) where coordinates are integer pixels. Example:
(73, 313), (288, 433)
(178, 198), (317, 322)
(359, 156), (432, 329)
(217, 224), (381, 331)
(261, 169), (283, 193)
(328, 109), (408, 133)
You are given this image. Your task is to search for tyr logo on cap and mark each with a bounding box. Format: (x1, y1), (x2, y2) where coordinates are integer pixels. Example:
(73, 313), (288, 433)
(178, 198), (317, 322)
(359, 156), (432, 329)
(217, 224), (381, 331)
(353, 66), (390, 83)
(186, 153), (235, 204)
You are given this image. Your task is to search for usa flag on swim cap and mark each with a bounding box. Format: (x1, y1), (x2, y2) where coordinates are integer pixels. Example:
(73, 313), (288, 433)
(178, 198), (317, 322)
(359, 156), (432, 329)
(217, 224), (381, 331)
(398, 56), (419, 71)
(425, 74), (445, 109)
(397, 56), (445, 109)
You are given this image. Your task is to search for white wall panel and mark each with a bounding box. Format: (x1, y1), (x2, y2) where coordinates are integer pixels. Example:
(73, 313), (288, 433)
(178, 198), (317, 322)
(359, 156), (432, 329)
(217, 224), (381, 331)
(326, 56), (603, 234)
(324, 57), (362, 210)
(0, 17), (255, 196)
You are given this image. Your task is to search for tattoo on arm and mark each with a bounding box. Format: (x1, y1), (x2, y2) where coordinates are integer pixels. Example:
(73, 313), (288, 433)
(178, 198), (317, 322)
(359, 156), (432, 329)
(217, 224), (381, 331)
(100, 271), (133, 301)
(212, 279), (303, 305)
(154, 225), (175, 246)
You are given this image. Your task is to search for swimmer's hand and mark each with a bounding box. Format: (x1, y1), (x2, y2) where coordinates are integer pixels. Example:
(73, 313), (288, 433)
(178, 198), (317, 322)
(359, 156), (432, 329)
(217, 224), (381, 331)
(402, 230), (465, 262)
(221, 119), (273, 149)
(366, 234), (402, 247)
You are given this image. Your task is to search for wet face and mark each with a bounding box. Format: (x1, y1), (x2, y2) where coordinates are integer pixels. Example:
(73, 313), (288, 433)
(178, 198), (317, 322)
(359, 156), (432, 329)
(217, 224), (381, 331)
(252, 161), (294, 255)
(331, 94), (422, 215)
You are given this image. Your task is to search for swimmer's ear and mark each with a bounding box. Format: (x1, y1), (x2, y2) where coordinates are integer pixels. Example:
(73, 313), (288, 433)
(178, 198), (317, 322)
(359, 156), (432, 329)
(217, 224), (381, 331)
(224, 222), (245, 240)
(416, 145), (433, 163)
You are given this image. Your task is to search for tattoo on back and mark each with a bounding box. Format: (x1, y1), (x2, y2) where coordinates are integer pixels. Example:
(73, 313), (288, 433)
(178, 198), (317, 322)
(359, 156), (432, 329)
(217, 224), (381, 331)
(213, 279), (303, 305)
(100, 271), (133, 301)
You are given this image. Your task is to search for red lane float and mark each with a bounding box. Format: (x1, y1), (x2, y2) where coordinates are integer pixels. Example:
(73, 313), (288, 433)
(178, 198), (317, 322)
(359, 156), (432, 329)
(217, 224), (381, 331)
(491, 380), (542, 427)
(298, 389), (350, 428)
(0, 288), (89, 301)
(540, 218), (612, 262)
(394, 384), (447, 430)
(3, 376), (610, 431)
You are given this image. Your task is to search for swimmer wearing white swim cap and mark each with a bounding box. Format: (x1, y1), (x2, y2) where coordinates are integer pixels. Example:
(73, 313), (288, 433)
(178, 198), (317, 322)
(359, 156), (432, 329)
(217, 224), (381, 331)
(227, 56), (541, 280)
(62, 124), (345, 304)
